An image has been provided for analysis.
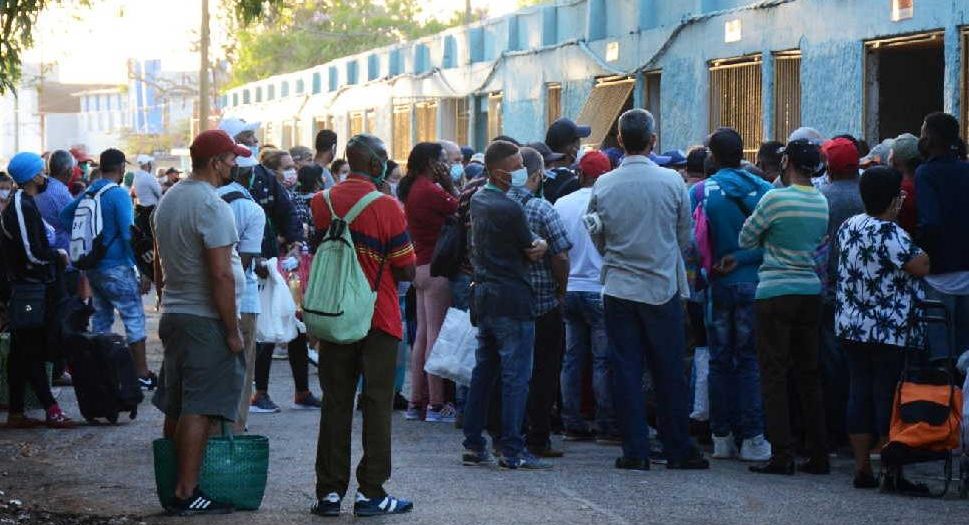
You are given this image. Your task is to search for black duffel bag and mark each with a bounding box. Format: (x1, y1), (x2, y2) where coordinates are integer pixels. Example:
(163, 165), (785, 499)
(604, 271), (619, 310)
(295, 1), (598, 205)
(8, 282), (47, 330)
(430, 216), (465, 279)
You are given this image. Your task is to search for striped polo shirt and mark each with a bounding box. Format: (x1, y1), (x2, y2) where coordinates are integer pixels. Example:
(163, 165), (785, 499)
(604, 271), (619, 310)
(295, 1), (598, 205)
(738, 184), (829, 300)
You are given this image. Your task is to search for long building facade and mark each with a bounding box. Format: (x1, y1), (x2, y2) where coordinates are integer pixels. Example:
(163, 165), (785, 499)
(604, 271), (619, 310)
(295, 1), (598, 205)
(222, 0), (969, 161)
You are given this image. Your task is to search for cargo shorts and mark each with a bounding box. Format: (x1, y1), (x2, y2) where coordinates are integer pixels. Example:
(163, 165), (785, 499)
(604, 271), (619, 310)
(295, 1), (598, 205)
(151, 313), (244, 422)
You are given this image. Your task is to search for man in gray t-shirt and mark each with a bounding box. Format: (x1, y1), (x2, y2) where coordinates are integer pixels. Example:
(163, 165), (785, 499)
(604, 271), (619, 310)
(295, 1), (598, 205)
(150, 130), (251, 516)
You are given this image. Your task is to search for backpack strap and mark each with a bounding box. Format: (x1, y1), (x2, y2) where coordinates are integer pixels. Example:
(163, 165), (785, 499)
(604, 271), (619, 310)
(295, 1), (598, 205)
(221, 191), (248, 204)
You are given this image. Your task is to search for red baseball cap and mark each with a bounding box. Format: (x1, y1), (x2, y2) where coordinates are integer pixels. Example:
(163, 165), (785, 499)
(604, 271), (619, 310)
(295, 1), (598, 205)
(70, 147), (95, 164)
(190, 130), (252, 160)
(579, 150), (612, 179)
(822, 137), (859, 175)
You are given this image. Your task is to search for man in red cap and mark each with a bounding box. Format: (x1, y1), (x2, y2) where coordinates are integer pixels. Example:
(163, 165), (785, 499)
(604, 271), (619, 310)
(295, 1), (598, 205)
(151, 130), (251, 515)
(68, 147), (96, 186)
(552, 150), (620, 444)
(817, 136), (864, 454)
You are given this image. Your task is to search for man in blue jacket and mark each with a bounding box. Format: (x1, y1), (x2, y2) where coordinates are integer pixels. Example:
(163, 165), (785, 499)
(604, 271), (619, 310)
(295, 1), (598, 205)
(916, 112), (969, 361)
(61, 148), (153, 389)
(699, 128), (773, 462)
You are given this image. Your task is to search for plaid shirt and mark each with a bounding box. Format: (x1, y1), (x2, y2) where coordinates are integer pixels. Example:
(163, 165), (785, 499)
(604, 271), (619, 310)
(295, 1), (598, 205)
(507, 186), (572, 315)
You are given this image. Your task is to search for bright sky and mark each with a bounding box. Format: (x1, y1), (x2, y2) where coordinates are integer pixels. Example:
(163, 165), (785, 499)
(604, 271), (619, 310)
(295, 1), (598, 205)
(25, 0), (522, 85)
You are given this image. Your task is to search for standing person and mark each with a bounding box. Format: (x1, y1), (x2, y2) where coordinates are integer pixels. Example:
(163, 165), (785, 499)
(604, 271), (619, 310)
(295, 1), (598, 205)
(836, 166), (930, 492)
(0, 173), (13, 212)
(739, 139), (830, 476)
(817, 137), (864, 454)
(308, 134), (416, 517)
(290, 146), (315, 170)
(61, 149), (154, 389)
(915, 112), (969, 362)
(215, 155), (267, 434)
(250, 149), (320, 412)
(35, 150), (75, 257)
(131, 154), (163, 209)
(461, 140), (550, 470)
(756, 141), (784, 186)
(161, 167), (181, 193)
(553, 150), (619, 443)
(889, 133), (921, 235)
(396, 143), (459, 423)
(700, 128), (773, 462)
(587, 109), (707, 471)
(0, 152), (74, 428)
(543, 118), (591, 203)
(313, 129), (338, 189)
(508, 147), (572, 457)
(442, 140), (466, 189)
(151, 130), (248, 515)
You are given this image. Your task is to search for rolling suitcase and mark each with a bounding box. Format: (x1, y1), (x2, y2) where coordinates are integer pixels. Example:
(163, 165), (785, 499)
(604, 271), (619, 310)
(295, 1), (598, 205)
(67, 333), (143, 424)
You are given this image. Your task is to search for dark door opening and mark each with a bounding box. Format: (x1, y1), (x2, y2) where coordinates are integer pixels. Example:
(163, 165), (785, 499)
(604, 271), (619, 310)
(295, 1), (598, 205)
(866, 33), (944, 142)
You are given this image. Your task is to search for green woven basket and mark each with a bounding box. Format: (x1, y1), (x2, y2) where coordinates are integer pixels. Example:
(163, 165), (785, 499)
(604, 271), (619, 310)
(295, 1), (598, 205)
(152, 424), (269, 511)
(0, 333), (53, 410)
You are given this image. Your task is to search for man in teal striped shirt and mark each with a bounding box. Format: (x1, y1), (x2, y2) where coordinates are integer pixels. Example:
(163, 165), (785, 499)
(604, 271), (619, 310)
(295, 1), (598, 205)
(738, 139), (830, 476)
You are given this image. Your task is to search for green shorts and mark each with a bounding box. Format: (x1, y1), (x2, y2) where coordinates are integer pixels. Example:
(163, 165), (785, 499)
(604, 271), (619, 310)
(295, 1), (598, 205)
(151, 313), (244, 422)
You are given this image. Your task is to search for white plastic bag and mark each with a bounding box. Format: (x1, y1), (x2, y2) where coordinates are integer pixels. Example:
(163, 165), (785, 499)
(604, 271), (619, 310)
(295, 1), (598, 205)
(255, 258), (299, 344)
(690, 346), (710, 421)
(424, 308), (477, 386)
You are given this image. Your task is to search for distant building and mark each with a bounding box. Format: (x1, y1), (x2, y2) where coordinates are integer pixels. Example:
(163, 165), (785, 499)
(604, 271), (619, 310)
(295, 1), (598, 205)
(222, 0), (969, 161)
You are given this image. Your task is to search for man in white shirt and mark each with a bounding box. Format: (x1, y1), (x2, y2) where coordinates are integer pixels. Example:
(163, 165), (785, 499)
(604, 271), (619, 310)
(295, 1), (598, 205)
(552, 150), (618, 444)
(132, 154), (163, 208)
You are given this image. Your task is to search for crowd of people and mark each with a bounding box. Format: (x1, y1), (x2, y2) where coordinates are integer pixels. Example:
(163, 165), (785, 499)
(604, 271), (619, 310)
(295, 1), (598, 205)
(1, 105), (967, 517)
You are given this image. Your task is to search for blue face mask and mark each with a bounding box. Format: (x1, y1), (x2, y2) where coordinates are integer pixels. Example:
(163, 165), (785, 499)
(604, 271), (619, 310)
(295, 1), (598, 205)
(510, 168), (528, 187)
(248, 145), (260, 159)
(449, 164), (464, 183)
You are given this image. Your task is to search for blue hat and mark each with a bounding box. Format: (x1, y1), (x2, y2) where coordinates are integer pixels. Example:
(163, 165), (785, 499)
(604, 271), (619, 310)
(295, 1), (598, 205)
(662, 150), (688, 168)
(649, 152), (672, 167)
(7, 152), (44, 185)
(464, 163), (485, 181)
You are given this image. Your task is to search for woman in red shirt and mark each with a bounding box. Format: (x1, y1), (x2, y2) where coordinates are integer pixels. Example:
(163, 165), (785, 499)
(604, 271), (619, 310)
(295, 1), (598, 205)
(397, 143), (459, 422)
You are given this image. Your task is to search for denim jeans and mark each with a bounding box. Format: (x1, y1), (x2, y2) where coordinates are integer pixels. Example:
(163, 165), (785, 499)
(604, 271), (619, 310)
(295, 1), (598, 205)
(819, 298), (848, 444)
(87, 265), (146, 344)
(923, 285), (969, 362)
(708, 281), (764, 439)
(561, 292), (617, 435)
(603, 295), (693, 463)
(462, 316), (534, 461)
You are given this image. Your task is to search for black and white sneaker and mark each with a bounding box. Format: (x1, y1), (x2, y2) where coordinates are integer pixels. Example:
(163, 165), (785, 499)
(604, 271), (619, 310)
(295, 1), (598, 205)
(139, 372), (158, 391)
(166, 487), (233, 516)
(310, 492), (342, 517)
(353, 492), (413, 517)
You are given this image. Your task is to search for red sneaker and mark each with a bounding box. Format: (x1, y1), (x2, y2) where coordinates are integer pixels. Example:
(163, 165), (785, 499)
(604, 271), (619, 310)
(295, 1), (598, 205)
(45, 406), (75, 429)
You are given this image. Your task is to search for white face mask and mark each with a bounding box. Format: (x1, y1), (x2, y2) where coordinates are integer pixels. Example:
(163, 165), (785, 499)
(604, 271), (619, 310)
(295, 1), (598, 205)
(282, 169), (298, 188)
(0, 189), (9, 200)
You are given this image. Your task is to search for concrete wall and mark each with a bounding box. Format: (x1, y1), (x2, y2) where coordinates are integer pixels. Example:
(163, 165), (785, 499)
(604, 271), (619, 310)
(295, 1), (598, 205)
(223, 0), (969, 156)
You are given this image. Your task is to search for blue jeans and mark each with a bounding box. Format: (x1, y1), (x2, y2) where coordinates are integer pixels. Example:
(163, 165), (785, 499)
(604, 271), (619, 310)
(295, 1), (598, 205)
(561, 292), (617, 435)
(462, 316), (534, 461)
(87, 265), (146, 344)
(923, 285), (969, 362)
(604, 295), (693, 463)
(708, 282), (764, 439)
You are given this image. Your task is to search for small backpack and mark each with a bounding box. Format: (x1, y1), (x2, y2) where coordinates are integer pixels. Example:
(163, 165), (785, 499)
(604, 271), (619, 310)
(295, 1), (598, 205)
(692, 181), (715, 276)
(69, 183), (119, 270)
(302, 189), (384, 344)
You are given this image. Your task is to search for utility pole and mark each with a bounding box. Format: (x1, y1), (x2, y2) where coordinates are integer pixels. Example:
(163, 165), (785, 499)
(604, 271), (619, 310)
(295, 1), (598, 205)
(198, 0), (211, 133)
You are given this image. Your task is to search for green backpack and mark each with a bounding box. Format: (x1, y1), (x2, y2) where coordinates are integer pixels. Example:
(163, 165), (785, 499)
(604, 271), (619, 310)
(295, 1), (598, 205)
(303, 189), (385, 344)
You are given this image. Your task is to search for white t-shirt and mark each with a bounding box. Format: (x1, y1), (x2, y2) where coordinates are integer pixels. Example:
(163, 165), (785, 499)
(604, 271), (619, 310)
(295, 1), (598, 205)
(216, 182), (267, 315)
(553, 187), (602, 293)
(132, 169), (163, 207)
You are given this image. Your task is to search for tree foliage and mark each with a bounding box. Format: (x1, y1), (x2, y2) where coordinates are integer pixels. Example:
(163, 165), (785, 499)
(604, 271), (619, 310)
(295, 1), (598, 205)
(223, 0), (459, 89)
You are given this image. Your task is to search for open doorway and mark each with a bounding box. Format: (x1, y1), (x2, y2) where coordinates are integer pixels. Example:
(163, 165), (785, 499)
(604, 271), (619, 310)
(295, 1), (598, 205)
(865, 32), (944, 142)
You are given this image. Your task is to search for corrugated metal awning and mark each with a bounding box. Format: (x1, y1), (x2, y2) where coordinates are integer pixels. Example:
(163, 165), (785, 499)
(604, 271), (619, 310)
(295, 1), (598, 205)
(575, 78), (634, 148)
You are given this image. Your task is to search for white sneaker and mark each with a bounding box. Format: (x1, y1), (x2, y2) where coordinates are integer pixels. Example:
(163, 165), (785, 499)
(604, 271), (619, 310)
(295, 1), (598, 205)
(740, 434), (772, 462)
(712, 433), (738, 459)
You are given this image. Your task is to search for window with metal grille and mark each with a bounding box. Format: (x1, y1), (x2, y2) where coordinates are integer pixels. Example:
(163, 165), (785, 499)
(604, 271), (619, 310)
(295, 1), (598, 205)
(416, 101), (438, 143)
(255, 87), (263, 103)
(774, 51), (801, 142)
(546, 83), (562, 127)
(455, 98), (469, 147)
(392, 104), (413, 162)
(243, 90), (250, 104)
(643, 71), (662, 150)
(487, 92), (503, 141)
(282, 121), (295, 149)
(575, 77), (634, 148)
(709, 55), (763, 161)
(366, 109), (377, 134)
(349, 112), (365, 137)
(281, 81), (290, 98)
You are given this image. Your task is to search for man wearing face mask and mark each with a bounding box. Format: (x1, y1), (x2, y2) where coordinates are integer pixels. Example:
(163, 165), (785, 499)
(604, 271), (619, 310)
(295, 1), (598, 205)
(543, 118), (592, 204)
(61, 148), (155, 391)
(1, 152), (75, 428)
(506, 147), (572, 458)
(218, 117), (303, 259)
(441, 140), (466, 189)
(0, 173), (13, 212)
(461, 140), (551, 471)
(308, 134), (417, 517)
